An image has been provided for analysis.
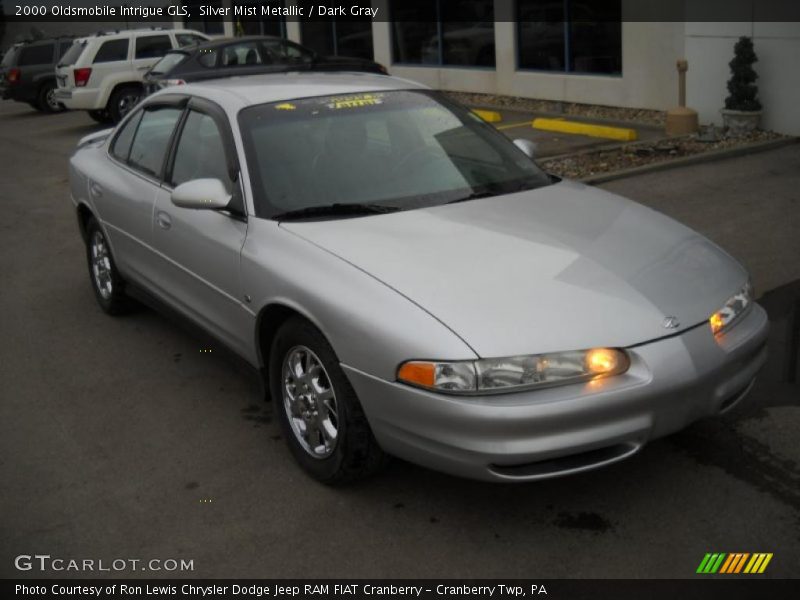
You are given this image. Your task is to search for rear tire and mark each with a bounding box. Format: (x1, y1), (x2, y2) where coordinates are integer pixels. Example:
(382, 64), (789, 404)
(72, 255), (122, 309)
(88, 109), (113, 124)
(37, 81), (65, 113)
(85, 217), (134, 316)
(270, 317), (388, 484)
(108, 86), (142, 123)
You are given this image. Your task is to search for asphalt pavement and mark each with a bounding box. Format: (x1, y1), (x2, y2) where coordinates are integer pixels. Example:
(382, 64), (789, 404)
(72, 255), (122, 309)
(1, 101), (798, 579)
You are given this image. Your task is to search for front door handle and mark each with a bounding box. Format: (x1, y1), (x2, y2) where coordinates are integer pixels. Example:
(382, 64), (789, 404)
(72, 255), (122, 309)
(156, 211), (172, 230)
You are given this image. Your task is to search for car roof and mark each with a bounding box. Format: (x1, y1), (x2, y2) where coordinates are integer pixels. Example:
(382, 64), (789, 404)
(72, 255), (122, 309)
(74, 28), (199, 43)
(16, 35), (74, 46)
(161, 72), (427, 113)
(194, 35), (285, 49)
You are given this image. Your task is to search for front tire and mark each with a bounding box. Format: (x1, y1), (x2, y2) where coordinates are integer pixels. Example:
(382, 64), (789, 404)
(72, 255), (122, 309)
(85, 217), (133, 315)
(270, 317), (388, 484)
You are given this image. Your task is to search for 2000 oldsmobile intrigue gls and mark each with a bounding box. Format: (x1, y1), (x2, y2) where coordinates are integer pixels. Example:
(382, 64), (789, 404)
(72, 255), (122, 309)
(69, 73), (768, 483)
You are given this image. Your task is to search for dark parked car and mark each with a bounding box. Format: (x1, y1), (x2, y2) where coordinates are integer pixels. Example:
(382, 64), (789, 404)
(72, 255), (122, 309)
(144, 36), (387, 93)
(0, 36), (74, 112)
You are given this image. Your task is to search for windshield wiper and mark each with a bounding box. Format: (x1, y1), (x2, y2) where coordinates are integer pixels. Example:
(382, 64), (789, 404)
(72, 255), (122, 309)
(272, 203), (401, 221)
(446, 181), (539, 205)
(446, 190), (497, 205)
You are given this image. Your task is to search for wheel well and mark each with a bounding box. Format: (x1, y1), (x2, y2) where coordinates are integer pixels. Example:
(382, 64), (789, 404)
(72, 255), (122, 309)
(76, 203), (94, 242)
(107, 82), (143, 105)
(257, 304), (305, 372)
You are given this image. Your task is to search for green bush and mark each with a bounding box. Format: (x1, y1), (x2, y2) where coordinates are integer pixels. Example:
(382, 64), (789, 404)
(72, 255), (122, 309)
(725, 37), (761, 111)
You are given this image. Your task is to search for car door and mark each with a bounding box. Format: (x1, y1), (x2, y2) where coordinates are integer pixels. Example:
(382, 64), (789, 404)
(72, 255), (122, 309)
(149, 98), (252, 358)
(97, 99), (185, 285)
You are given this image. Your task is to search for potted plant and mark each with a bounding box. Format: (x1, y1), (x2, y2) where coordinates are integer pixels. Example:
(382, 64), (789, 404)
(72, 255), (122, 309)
(721, 36), (762, 134)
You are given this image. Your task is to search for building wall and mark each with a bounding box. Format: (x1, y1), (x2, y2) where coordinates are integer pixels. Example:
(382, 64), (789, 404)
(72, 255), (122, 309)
(367, 0), (684, 112)
(685, 21), (800, 134)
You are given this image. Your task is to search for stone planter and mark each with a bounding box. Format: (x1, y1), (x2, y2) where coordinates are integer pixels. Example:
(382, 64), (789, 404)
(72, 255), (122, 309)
(721, 109), (762, 135)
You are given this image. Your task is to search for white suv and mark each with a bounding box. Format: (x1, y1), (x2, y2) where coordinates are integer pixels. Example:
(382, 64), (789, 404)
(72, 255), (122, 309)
(55, 28), (209, 123)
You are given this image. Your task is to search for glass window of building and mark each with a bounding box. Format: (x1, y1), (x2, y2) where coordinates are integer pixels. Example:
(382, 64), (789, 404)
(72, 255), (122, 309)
(182, 0), (225, 35)
(298, 1), (374, 60)
(233, 1), (286, 37)
(391, 0), (495, 67)
(517, 0), (621, 74)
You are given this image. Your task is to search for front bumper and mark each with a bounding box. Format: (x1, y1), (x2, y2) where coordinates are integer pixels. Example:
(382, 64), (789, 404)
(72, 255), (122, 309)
(343, 303), (769, 482)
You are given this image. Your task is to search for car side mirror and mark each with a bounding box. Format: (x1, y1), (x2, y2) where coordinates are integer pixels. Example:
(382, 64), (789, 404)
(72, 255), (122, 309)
(171, 179), (231, 210)
(513, 138), (537, 159)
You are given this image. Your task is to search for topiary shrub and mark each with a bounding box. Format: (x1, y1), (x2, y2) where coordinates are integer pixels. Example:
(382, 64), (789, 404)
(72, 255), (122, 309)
(725, 36), (761, 111)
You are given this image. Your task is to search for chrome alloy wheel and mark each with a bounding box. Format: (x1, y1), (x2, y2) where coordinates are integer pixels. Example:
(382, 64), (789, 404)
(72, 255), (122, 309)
(46, 88), (61, 111)
(282, 345), (339, 459)
(90, 230), (113, 300)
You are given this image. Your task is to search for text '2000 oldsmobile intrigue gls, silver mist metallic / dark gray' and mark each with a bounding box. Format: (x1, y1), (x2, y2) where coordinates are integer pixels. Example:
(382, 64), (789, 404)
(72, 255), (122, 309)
(69, 73), (768, 484)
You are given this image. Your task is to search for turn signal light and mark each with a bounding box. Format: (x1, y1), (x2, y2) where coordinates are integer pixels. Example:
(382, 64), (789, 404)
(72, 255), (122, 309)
(397, 362), (435, 388)
(7, 68), (20, 84)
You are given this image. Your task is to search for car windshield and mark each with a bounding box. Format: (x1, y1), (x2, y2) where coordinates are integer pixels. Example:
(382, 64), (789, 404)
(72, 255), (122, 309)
(150, 51), (188, 75)
(58, 40), (86, 67)
(238, 90), (551, 219)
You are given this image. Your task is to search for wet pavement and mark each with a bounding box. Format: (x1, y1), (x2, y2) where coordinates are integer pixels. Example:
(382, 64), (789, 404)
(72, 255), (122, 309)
(0, 101), (798, 579)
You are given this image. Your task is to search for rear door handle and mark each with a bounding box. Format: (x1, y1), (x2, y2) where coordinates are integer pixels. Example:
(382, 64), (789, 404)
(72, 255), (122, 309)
(89, 182), (103, 198)
(156, 211), (172, 230)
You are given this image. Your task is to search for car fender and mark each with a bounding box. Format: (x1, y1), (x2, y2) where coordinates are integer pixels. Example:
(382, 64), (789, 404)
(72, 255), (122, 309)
(242, 219), (478, 381)
(97, 71), (143, 108)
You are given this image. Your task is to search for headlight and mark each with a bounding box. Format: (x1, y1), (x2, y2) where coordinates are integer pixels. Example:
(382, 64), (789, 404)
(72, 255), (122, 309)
(397, 348), (629, 395)
(709, 281), (753, 335)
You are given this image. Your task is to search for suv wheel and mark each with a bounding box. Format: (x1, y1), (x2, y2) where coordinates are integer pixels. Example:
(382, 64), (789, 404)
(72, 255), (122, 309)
(269, 317), (388, 484)
(85, 217), (134, 315)
(37, 81), (65, 113)
(108, 86), (142, 123)
(88, 109), (113, 124)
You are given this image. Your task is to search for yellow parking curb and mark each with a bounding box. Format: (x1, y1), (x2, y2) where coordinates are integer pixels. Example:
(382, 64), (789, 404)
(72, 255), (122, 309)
(532, 117), (638, 141)
(472, 109), (502, 123)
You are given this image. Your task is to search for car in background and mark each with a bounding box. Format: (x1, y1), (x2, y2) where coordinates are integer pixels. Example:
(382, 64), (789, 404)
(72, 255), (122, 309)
(54, 28), (209, 123)
(144, 36), (387, 93)
(1, 37), (74, 113)
(68, 73), (767, 484)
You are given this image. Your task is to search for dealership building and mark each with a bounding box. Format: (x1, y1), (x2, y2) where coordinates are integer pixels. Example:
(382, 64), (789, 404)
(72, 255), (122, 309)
(3, 1), (799, 134)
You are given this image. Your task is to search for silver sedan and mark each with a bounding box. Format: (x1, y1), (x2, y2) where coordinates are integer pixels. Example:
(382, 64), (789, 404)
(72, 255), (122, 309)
(69, 73), (768, 483)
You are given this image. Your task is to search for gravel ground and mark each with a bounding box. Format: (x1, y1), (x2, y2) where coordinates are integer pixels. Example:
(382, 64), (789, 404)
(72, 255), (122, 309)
(540, 129), (790, 179)
(446, 90), (667, 126)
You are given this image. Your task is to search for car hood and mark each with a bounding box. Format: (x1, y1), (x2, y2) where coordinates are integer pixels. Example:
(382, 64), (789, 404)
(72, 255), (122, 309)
(281, 180), (748, 357)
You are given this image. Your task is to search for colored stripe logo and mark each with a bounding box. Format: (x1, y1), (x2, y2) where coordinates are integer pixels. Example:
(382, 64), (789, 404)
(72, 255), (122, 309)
(697, 553), (773, 574)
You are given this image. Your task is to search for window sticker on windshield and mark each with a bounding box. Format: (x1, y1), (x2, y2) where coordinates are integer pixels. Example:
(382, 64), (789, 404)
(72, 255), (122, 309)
(274, 103), (296, 111)
(326, 93), (384, 110)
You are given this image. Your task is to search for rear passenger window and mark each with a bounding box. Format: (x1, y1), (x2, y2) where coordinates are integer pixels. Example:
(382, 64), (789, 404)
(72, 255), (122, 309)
(128, 107), (183, 177)
(170, 111), (230, 189)
(135, 36), (172, 59)
(94, 39), (129, 63)
(17, 44), (54, 66)
(110, 110), (143, 162)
